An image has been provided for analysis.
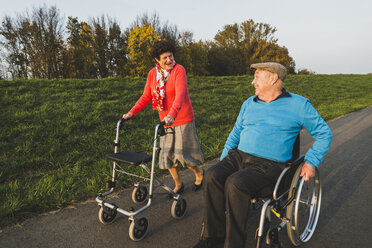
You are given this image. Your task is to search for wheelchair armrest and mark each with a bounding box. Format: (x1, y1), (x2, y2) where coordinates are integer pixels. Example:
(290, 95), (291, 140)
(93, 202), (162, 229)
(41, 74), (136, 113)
(286, 155), (305, 167)
(272, 155), (305, 200)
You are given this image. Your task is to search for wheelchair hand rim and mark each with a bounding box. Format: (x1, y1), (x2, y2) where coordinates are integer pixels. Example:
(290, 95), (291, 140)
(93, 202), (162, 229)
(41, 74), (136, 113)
(293, 168), (322, 243)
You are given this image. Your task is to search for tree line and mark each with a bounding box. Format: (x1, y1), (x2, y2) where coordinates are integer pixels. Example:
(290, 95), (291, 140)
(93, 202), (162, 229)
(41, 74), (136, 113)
(0, 5), (296, 79)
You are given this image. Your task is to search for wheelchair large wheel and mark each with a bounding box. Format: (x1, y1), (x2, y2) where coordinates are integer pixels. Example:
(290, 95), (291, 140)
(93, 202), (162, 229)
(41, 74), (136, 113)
(129, 216), (149, 241)
(286, 163), (322, 246)
(98, 205), (117, 225)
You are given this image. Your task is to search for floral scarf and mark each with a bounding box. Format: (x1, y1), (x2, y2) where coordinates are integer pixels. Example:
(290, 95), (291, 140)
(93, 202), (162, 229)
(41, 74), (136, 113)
(152, 61), (176, 111)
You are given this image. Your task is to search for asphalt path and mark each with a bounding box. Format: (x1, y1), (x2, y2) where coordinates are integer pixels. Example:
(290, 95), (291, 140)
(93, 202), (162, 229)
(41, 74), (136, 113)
(1, 106), (372, 248)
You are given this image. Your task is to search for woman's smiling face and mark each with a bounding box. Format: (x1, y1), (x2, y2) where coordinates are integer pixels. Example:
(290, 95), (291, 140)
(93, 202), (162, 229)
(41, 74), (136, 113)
(155, 52), (175, 70)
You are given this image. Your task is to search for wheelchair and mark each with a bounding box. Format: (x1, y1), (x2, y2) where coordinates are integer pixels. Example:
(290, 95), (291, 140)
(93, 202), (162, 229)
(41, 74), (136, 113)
(197, 135), (322, 247)
(254, 135), (322, 247)
(95, 119), (187, 241)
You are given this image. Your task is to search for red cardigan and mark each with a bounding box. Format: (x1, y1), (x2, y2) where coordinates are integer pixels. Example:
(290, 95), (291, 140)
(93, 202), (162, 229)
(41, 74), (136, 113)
(129, 64), (194, 127)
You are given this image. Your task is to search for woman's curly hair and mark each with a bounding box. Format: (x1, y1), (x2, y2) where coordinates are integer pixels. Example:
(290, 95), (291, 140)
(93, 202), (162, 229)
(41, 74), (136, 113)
(151, 40), (176, 60)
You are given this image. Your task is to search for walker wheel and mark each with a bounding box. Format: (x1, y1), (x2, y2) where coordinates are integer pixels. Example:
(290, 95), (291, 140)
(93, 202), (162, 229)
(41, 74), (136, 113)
(131, 184), (148, 204)
(171, 197), (187, 219)
(129, 217), (149, 241)
(98, 205), (117, 224)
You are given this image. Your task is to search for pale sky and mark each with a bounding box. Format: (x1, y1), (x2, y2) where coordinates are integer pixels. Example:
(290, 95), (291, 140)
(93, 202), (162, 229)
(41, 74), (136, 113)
(1, 0), (371, 74)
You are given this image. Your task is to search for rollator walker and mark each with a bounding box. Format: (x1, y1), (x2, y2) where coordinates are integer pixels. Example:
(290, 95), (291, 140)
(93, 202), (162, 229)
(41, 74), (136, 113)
(96, 119), (187, 241)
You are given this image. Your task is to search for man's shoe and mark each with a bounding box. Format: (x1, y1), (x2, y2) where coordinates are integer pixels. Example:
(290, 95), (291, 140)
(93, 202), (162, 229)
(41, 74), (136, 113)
(192, 238), (213, 248)
(193, 237), (224, 248)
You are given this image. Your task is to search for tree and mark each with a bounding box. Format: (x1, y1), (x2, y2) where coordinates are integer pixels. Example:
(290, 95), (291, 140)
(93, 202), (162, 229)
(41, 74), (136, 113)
(0, 15), (30, 79)
(205, 42), (234, 76)
(66, 17), (96, 78)
(91, 16), (128, 77)
(209, 19), (296, 75)
(91, 16), (109, 78)
(59, 45), (74, 78)
(128, 12), (179, 48)
(297, 68), (315, 75)
(177, 32), (209, 76)
(189, 41), (209, 76)
(107, 21), (127, 77)
(0, 55), (6, 79)
(240, 20), (277, 72)
(176, 31), (193, 74)
(1, 8), (298, 78)
(28, 5), (64, 79)
(126, 24), (161, 77)
(213, 23), (244, 75)
(0, 5), (64, 79)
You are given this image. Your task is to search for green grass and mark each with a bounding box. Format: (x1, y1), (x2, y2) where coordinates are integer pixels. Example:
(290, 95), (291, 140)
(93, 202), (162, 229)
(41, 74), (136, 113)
(1, 74), (372, 228)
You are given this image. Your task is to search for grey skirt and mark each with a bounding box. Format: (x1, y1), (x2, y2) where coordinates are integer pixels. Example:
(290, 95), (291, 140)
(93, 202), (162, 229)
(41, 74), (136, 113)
(159, 121), (204, 169)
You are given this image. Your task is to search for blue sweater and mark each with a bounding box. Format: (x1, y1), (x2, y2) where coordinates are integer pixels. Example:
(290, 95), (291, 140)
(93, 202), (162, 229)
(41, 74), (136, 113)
(221, 93), (333, 167)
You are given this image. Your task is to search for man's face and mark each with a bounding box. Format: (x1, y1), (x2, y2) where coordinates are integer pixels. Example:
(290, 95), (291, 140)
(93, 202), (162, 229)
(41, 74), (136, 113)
(155, 52), (174, 70)
(251, 69), (273, 97)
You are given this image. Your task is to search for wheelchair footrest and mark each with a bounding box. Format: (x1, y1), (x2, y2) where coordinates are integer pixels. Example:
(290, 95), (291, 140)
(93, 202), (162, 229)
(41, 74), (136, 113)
(108, 150), (152, 165)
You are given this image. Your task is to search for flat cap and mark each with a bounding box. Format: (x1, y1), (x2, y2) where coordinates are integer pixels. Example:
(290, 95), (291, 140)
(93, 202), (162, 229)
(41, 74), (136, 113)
(250, 62), (287, 81)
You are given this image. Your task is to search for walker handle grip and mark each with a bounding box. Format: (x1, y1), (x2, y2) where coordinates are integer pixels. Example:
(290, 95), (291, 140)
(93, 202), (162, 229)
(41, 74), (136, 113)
(118, 118), (130, 129)
(158, 121), (166, 136)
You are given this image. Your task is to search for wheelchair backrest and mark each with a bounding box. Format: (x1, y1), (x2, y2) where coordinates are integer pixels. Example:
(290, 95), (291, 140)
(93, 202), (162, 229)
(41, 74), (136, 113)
(291, 134), (300, 162)
(273, 134), (303, 200)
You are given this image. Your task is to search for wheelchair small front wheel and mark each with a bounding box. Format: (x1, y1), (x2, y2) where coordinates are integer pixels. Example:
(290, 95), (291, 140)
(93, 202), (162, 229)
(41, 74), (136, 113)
(98, 205), (117, 224)
(131, 184), (148, 204)
(286, 163), (322, 246)
(129, 216), (149, 241)
(171, 197), (187, 219)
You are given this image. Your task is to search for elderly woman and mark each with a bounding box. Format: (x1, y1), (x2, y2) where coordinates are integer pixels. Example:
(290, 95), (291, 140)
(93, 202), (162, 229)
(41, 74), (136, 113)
(122, 40), (204, 196)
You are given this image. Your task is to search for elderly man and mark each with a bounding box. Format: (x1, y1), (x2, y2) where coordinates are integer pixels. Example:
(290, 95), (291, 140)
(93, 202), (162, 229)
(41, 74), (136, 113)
(193, 62), (333, 248)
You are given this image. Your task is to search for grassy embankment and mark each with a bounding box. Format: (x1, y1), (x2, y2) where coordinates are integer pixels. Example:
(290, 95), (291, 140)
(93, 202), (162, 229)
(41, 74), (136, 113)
(1, 74), (372, 228)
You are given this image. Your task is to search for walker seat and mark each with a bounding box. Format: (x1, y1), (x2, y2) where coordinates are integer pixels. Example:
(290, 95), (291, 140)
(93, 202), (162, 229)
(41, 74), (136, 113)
(108, 151), (152, 165)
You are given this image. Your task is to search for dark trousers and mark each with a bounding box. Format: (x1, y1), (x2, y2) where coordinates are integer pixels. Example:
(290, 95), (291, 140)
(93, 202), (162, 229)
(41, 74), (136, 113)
(203, 149), (285, 248)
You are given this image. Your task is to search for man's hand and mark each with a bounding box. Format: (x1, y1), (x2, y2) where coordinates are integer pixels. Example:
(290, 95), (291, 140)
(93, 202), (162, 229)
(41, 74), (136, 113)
(163, 115), (175, 126)
(122, 112), (133, 120)
(300, 163), (315, 181)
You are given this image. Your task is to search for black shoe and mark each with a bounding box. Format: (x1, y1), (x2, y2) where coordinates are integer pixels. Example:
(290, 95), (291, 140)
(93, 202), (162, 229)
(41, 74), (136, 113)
(193, 237), (224, 248)
(193, 239), (212, 248)
(192, 168), (204, 191)
(167, 183), (184, 199)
